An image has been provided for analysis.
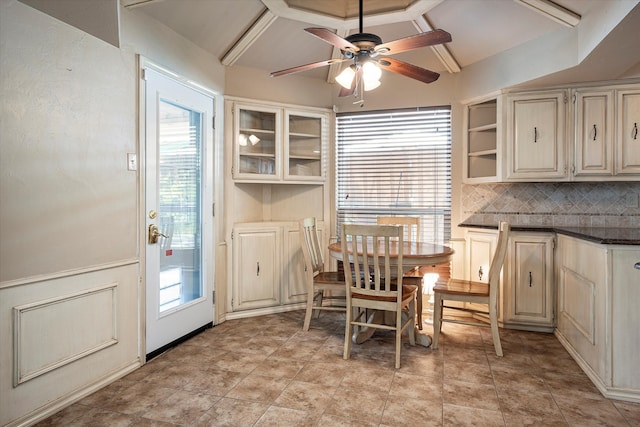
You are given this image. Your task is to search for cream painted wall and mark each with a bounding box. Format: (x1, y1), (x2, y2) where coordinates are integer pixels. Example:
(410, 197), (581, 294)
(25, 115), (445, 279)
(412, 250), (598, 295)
(0, 1), (228, 425)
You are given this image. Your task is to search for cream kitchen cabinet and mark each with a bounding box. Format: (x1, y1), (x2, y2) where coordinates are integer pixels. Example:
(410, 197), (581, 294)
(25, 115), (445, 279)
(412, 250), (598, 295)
(573, 88), (615, 178)
(465, 228), (554, 330)
(231, 224), (281, 311)
(230, 221), (324, 314)
(556, 234), (640, 402)
(616, 88), (640, 175)
(505, 90), (568, 181)
(232, 100), (328, 184)
(503, 232), (554, 331)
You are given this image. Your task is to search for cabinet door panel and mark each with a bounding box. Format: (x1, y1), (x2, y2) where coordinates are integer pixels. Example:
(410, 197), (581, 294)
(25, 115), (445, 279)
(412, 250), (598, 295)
(233, 229), (280, 310)
(617, 90), (640, 174)
(467, 232), (495, 283)
(512, 242), (547, 319)
(514, 100), (558, 171)
(575, 91), (613, 176)
(506, 91), (566, 180)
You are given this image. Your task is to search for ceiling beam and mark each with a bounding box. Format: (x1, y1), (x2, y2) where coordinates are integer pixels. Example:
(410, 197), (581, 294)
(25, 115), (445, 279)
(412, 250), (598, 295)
(514, 0), (581, 28)
(221, 9), (278, 66)
(412, 15), (460, 73)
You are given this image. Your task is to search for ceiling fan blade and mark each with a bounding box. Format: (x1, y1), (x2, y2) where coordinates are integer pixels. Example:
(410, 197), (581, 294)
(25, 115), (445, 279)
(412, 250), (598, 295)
(305, 28), (359, 53)
(338, 67), (361, 97)
(377, 58), (440, 84)
(271, 58), (347, 77)
(374, 29), (452, 55)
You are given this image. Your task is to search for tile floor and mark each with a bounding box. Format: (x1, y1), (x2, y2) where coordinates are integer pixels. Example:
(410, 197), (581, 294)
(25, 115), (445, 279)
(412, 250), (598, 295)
(38, 310), (640, 426)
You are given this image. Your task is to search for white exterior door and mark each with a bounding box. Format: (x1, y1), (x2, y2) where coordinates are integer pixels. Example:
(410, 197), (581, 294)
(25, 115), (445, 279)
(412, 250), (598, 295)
(144, 67), (214, 355)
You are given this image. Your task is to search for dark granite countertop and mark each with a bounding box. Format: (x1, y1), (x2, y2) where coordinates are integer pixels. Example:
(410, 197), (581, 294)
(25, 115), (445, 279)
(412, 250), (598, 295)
(459, 223), (640, 245)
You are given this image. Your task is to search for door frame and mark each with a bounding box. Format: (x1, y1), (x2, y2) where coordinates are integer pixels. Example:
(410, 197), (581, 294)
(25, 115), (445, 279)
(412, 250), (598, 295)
(137, 57), (223, 361)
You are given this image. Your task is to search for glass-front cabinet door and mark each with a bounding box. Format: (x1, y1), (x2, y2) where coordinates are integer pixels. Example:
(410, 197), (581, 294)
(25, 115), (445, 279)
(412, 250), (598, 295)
(285, 111), (326, 181)
(234, 104), (281, 180)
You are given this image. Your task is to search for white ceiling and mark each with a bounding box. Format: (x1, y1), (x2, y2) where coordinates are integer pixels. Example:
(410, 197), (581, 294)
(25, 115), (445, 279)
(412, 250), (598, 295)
(122, 0), (640, 86)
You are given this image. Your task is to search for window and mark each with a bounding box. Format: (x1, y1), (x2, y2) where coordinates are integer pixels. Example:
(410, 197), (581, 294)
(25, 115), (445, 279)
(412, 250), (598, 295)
(336, 107), (451, 244)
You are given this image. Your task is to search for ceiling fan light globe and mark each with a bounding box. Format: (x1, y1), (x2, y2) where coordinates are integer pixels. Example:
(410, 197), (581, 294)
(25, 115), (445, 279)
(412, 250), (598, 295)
(362, 61), (382, 82)
(364, 79), (380, 91)
(336, 66), (356, 89)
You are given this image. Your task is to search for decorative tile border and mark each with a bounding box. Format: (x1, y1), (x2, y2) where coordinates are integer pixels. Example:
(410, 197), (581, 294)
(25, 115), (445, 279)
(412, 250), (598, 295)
(462, 182), (640, 228)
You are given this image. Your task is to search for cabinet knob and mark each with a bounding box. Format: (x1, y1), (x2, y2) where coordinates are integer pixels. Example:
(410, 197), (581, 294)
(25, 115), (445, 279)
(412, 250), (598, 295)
(478, 266), (484, 280)
(257, 261), (260, 276)
(529, 271), (533, 287)
(592, 124), (597, 141)
(534, 127), (538, 143)
(633, 123), (638, 140)
(635, 262), (640, 270)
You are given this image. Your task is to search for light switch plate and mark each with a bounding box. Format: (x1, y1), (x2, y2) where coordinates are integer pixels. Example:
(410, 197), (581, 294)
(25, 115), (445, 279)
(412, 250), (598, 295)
(127, 153), (137, 171)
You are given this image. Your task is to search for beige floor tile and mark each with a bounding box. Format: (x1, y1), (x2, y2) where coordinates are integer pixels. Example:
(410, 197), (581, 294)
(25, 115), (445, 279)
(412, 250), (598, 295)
(225, 373), (290, 403)
(273, 380), (338, 414)
(443, 403), (505, 426)
(444, 379), (500, 411)
(194, 397), (269, 426)
(613, 400), (640, 425)
(381, 395), (443, 426)
(253, 405), (318, 426)
(38, 310), (636, 427)
(553, 393), (630, 426)
(141, 390), (219, 425)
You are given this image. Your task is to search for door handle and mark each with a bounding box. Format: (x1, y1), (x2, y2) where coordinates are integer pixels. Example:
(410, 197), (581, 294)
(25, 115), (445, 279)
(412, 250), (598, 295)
(148, 224), (168, 244)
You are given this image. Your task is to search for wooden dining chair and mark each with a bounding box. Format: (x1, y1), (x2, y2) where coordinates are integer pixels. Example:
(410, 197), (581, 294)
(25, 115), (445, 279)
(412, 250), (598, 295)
(377, 216), (427, 329)
(299, 217), (346, 331)
(342, 224), (417, 369)
(432, 221), (510, 356)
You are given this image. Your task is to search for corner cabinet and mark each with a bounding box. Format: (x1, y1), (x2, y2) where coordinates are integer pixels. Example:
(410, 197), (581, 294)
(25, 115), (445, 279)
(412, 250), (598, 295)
(232, 102), (328, 183)
(505, 90), (568, 181)
(230, 221), (323, 314)
(463, 96), (502, 183)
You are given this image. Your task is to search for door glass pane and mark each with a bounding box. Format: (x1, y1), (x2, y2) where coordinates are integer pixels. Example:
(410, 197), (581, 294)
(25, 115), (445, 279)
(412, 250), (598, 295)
(158, 99), (202, 313)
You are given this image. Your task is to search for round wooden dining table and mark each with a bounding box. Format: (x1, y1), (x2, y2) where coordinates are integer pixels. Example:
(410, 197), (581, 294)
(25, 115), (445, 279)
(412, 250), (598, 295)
(328, 240), (454, 346)
(328, 240), (454, 273)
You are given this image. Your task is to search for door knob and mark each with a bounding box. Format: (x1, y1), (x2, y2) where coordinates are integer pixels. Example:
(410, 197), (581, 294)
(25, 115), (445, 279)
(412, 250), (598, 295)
(148, 224), (168, 244)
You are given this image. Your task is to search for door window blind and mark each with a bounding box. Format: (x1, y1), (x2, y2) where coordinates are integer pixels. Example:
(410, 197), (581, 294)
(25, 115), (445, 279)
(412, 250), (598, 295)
(336, 107), (451, 244)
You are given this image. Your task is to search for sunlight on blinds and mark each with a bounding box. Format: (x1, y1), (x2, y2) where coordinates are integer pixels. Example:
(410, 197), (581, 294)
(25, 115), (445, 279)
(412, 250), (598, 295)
(336, 107), (451, 244)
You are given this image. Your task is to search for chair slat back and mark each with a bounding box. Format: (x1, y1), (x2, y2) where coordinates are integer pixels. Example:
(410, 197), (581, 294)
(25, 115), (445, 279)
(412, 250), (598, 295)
(341, 224), (404, 299)
(488, 221), (510, 300)
(376, 216), (420, 242)
(299, 217), (324, 274)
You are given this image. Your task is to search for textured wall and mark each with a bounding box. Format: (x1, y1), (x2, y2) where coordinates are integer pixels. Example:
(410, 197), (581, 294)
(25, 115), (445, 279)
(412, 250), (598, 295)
(461, 182), (640, 227)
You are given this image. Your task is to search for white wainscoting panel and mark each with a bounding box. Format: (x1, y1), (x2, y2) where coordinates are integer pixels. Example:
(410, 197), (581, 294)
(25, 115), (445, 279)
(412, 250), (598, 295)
(0, 262), (140, 427)
(13, 283), (118, 386)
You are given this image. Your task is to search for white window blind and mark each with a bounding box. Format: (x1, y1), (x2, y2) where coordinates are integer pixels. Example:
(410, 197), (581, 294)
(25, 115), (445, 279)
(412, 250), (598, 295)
(336, 107), (451, 244)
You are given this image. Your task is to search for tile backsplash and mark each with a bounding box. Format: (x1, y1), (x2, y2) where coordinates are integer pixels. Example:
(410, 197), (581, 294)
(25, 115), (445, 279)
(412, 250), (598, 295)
(462, 182), (640, 228)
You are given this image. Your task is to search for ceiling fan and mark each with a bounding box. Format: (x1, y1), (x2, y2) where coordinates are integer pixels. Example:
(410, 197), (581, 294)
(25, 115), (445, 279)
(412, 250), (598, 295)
(270, 0), (452, 97)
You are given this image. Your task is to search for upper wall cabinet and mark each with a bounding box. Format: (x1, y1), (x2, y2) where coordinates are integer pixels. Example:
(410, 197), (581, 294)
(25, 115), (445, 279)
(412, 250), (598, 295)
(232, 101), (328, 183)
(616, 88), (640, 175)
(505, 90), (568, 181)
(573, 88), (614, 178)
(463, 96), (502, 183)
